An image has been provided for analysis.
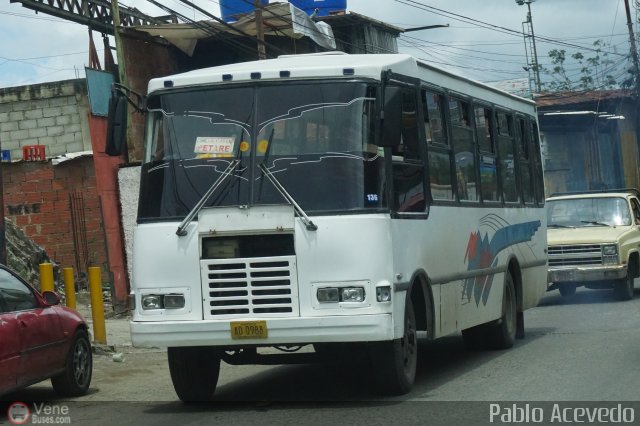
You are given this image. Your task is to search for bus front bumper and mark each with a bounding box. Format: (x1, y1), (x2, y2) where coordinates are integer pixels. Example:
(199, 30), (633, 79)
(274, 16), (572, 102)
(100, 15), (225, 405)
(130, 314), (393, 348)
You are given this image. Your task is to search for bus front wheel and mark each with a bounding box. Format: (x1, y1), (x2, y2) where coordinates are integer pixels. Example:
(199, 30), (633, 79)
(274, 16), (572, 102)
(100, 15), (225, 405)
(371, 300), (417, 395)
(168, 346), (221, 402)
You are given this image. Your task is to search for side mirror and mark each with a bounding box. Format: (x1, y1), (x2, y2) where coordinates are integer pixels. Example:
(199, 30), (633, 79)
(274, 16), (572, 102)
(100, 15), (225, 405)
(105, 91), (128, 156)
(42, 291), (61, 306)
(379, 86), (402, 148)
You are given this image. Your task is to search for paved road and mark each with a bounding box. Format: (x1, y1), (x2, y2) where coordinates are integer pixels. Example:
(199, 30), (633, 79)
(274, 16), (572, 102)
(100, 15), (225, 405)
(3, 287), (640, 425)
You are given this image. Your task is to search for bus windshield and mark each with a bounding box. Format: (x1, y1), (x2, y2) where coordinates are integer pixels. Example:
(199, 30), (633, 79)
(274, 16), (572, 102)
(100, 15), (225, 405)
(138, 82), (385, 221)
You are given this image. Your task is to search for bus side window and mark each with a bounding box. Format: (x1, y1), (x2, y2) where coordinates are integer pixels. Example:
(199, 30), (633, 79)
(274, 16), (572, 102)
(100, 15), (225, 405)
(529, 119), (545, 204)
(475, 106), (498, 202)
(517, 117), (534, 204)
(497, 111), (518, 203)
(449, 97), (478, 202)
(424, 90), (454, 201)
(392, 88), (426, 213)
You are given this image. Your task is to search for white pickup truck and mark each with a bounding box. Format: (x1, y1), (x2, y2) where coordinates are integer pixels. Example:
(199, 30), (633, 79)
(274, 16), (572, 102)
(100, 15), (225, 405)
(546, 189), (640, 300)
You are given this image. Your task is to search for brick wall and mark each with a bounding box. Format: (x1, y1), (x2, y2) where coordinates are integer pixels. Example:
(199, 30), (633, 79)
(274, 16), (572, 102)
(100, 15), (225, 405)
(2, 158), (107, 273)
(0, 79), (92, 161)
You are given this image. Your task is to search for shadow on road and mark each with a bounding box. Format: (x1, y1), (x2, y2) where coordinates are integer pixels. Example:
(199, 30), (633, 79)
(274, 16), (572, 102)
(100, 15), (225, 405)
(538, 287), (640, 306)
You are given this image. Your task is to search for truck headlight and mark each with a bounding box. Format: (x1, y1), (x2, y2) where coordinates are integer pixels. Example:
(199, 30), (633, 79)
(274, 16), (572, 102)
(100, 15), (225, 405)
(602, 244), (618, 265)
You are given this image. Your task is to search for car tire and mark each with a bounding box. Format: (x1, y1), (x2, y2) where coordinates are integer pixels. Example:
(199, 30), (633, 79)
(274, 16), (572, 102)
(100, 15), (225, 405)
(168, 346), (220, 402)
(371, 299), (417, 395)
(51, 329), (93, 396)
(558, 283), (576, 297)
(614, 273), (634, 301)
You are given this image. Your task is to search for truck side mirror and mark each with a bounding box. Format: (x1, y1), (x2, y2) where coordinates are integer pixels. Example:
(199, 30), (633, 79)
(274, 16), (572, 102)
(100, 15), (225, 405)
(379, 86), (402, 148)
(105, 92), (128, 156)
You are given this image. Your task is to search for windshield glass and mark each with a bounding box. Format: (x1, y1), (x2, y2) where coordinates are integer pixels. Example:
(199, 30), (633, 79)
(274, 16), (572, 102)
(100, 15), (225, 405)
(138, 82), (385, 221)
(547, 197), (631, 227)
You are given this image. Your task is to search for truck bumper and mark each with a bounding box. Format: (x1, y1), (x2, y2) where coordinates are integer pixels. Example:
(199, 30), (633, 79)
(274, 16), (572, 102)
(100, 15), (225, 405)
(547, 265), (627, 288)
(130, 314), (393, 348)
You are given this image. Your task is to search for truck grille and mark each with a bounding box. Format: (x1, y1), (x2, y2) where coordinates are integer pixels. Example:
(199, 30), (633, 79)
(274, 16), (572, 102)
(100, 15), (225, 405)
(548, 244), (602, 267)
(201, 256), (299, 319)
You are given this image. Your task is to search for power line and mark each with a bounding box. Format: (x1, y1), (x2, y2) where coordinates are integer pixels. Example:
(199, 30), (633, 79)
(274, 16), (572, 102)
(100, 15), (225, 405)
(394, 0), (627, 57)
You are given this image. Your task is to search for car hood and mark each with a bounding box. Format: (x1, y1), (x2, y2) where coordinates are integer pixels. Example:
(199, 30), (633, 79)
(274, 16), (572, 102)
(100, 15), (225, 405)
(547, 226), (631, 245)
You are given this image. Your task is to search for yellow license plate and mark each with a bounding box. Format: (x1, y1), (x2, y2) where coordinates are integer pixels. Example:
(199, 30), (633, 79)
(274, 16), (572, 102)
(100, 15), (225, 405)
(230, 321), (268, 339)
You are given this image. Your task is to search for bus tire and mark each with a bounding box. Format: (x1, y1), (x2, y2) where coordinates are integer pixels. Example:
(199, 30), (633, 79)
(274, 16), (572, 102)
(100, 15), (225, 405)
(168, 346), (221, 402)
(485, 272), (517, 349)
(371, 300), (417, 395)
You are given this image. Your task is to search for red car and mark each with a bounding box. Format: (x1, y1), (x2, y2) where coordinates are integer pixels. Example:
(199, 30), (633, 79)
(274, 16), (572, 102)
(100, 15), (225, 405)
(0, 264), (92, 398)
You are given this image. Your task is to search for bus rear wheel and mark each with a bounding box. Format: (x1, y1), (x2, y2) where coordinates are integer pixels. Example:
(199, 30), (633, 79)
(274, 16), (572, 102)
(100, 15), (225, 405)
(485, 272), (517, 349)
(462, 272), (517, 350)
(371, 300), (417, 395)
(168, 346), (221, 402)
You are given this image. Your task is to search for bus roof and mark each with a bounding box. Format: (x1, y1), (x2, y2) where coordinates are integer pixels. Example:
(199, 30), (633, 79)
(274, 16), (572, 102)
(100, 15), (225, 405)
(148, 52), (535, 113)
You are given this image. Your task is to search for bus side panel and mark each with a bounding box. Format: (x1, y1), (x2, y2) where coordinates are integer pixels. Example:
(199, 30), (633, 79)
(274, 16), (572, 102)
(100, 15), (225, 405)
(390, 205), (546, 339)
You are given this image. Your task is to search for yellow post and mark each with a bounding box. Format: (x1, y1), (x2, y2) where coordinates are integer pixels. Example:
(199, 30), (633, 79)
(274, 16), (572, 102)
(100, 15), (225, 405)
(88, 266), (107, 344)
(62, 268), (76, 309)
(39, 262), (54, 293)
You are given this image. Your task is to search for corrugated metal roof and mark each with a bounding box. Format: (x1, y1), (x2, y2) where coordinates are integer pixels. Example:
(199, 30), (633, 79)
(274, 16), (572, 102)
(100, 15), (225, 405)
(535, 89), (634, 108)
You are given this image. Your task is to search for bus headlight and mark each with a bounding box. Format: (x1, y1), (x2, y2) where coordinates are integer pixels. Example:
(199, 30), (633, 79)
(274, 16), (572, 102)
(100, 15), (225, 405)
(316, 287), (365, 303)
(141, 294), (186, 310)
(164, 294), (186, 309)
(141, 295), (163, 310)
(341, 287), (365, 303)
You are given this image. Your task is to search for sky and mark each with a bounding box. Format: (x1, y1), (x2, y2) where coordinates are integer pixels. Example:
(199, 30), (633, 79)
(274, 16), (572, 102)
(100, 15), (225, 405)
(0, 0), (635, 90)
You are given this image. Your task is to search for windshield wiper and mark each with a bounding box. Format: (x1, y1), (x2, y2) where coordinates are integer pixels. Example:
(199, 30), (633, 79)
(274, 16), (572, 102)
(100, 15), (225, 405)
(258, 163), (317, 231)
(580, 220), (610, 227)
(176, 159), (241, 236)
(548, 224), (575, 228)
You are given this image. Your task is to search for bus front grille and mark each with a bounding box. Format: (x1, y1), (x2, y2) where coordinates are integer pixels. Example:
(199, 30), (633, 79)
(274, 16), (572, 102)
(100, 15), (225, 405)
(201, 256), (299, 319)
(548, 244), (603, 267)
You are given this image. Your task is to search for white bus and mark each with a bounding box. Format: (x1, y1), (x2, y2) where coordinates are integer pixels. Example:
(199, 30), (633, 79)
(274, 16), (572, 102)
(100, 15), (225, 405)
(110, 52), (547, 400)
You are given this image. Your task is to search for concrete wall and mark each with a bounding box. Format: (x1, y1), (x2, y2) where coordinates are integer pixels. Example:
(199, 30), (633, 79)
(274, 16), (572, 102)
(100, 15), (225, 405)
(0, 79), (92, 161)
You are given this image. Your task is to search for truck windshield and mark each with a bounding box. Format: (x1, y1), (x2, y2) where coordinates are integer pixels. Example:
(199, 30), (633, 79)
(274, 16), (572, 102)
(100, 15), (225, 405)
(546, 197), (632, 227)
(138, 81), (385, 221)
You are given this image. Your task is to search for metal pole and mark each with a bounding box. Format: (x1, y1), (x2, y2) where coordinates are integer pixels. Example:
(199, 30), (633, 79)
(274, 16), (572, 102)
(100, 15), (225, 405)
(254, 0), (266, 60)
(89, 266), (107, 344)
(526, 2), (542, 92)
(39, 262), (55, 293)
(624, 0), (640, 96)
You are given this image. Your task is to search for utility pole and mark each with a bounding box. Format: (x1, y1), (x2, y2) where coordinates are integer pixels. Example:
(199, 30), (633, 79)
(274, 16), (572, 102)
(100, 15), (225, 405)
(624, 0), (640, 96)
(254, 0), (266, 60)
(516, 0), (541, 93)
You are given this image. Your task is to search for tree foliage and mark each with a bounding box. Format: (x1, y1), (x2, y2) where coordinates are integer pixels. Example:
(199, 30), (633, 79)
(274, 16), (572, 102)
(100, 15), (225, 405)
(541, 40), (621, 92)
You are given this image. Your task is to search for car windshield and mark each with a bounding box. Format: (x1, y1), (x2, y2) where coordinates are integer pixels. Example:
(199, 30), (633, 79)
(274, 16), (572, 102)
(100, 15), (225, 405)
(138, 81), (385, 221)
(547, 197), (632, 227)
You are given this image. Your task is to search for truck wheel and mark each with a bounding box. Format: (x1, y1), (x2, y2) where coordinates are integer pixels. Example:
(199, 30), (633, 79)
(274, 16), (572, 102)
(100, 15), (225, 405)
(558, 283), (576, 297)
(371, 299), (417, 395)
(485, 272), (517, 350)
(614, 273), (634, 301)
(168, 346), (221, 402)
